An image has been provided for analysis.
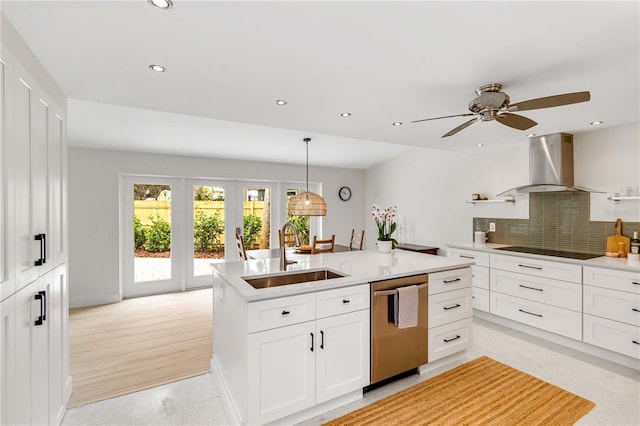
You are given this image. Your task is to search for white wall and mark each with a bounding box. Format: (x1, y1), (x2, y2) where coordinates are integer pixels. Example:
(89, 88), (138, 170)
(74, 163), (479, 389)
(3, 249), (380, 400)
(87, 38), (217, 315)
(68, 147), (365, 307)
(365, 123), (640, 255)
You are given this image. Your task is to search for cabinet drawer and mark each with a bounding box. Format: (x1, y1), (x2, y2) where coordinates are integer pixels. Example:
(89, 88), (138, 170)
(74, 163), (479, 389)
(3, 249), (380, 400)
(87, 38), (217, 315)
(583, 266), (640, 294)
(491, 269), (582, 312)
(429, 287), (472, 327)
(490, 292), (582, 340)
(491, 254), (582, 283)
(428, 317), (472, 362)
(583, 314), (640, 360)
(584, 285), (640, 327)
(449, 249), (490, 267)
(471, 266), (489, 290)
(248, 293), (315, 333)
(316, 284), (369, 319)
(472, 287), (490, 312)
(428, 268), (472, 295)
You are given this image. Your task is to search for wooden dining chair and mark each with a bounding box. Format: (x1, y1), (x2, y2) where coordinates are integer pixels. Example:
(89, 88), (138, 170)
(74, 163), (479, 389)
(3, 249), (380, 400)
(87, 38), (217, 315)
(311, 235), (335, 254)
(235, 233), (248, 260)
(349, 229), (365, 250)
(278, 229), (297, 247)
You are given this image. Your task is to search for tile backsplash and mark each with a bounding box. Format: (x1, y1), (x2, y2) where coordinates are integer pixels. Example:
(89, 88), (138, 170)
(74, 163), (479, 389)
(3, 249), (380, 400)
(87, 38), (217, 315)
(474, 192), (640, 254)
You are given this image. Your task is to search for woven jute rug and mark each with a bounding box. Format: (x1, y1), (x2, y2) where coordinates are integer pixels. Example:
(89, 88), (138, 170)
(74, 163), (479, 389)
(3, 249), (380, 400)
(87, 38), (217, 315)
(324, 356), (595, 426)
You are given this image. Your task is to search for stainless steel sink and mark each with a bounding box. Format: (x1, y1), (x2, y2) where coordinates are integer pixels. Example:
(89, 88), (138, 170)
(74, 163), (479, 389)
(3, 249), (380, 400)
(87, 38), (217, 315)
(243, 269), (346, 289)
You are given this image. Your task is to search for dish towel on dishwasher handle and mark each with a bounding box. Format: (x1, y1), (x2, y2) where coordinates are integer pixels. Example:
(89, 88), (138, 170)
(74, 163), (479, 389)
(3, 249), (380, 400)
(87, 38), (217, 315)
(396, 285), (418, 329)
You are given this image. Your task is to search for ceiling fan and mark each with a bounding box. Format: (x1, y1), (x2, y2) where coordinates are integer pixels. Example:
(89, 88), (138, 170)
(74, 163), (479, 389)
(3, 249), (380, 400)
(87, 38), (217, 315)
(411, 83), (590, 138)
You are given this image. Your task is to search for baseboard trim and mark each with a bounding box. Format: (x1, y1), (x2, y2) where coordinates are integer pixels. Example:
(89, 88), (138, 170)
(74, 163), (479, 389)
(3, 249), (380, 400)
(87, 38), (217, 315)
(69, 292), (122, 308)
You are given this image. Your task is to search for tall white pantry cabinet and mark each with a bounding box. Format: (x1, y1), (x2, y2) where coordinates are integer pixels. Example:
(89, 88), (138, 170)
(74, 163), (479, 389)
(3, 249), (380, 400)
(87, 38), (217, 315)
(1, 41), (71, 426)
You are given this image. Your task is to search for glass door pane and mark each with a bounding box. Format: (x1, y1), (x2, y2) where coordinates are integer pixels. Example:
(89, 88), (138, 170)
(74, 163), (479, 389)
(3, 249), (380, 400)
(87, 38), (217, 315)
(192, 184), (226, 277)
(242, 186), (271, 250)
(285, 187), (311, 246)
(134, 183), (173, 283)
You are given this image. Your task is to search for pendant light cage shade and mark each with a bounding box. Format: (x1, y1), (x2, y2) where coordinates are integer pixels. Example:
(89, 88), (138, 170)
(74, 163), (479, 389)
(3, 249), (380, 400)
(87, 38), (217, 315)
(287, 137), (328, 217)
(288, 191), (327, 216)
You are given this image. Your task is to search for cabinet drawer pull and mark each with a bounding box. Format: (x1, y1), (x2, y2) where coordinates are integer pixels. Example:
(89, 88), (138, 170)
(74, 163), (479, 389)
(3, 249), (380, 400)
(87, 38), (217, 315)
(281, 310), (290, 316)
(310, 332), (314, 352)
(34, 291), (45, 326)
(633, 308), (640, 313)
(633, 282), (640, 286)
(633, 340), (640, 346)
(443, 304), (461, 310)
(518, 264), (542, 270)
(518, 308), (542, 318)
(320, 330), (324, 349)
(459, 255), (475, 259)
(444, 335), (461, 343)
(519, 284), (543, 292)
(443, 278), (461, 284)
(342, 299), (350, 304)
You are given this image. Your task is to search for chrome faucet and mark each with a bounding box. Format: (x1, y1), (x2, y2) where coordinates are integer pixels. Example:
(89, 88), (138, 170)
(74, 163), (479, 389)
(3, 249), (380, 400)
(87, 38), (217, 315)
(280, 221), (301, 270)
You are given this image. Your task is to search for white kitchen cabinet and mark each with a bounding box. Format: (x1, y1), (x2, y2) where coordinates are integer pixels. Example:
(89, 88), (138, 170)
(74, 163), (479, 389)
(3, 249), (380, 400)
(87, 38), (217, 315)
(428, 267), (472, 362)
(448, 249), (490, 312)
(246, 284), (370, 425)
(489, 253), (583, 340)
(0, 45), (69, 425)
(583, 266), (640, 359)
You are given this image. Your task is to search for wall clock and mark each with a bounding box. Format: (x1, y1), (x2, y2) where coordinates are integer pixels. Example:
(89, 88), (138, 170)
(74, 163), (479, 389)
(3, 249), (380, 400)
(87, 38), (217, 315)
(339, 186), (352, 201)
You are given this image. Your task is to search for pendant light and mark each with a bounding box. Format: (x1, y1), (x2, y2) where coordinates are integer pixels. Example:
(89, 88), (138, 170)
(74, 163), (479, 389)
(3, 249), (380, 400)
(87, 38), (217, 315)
(287, 138), (327, 216)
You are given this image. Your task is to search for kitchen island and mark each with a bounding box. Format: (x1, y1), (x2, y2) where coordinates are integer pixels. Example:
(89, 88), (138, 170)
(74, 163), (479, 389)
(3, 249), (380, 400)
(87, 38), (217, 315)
(210, 249), (473, 425)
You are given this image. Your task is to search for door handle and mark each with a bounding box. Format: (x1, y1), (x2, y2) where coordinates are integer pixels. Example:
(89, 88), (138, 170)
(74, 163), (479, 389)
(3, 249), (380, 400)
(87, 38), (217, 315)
(443, 335), (461, 343)
(34, 234), (46, 266)
(443, 304), (461, 310)
(34, 291), (46, 326)
(443, 278), (461, 284)
(310, 332), (314, 352)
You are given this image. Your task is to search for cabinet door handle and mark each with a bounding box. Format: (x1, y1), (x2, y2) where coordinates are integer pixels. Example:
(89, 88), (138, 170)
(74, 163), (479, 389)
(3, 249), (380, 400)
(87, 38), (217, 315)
(443, 335), (461, 343)
(459, 255), (475, 259)
(34, 291), (46, 326)
(632, 308), (640, 313)
(519, 284), (543, 292)
(310, 333), (314, 352)
(443, 304), (461, 310)
(41, 290), (47, 321)
(320, 330), (324, 349)
(632, 282), (640, 286)
(518, 264), (542, 270)
(281, 310), (290, 316)
(519, 308), (542, 318)
(34, 234), (46, 266)
(443, 278), (461, 284)
(342, 299), (350, 304)
(633, 340), (640, 346)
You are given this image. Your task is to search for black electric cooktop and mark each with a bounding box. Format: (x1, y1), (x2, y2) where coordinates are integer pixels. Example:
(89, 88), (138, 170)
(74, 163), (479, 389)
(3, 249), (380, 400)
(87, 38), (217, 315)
(494, 246), (602, 260)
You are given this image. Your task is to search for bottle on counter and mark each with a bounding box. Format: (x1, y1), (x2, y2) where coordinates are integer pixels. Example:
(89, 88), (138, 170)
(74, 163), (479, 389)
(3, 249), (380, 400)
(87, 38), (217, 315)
(631, 231), (640, 255)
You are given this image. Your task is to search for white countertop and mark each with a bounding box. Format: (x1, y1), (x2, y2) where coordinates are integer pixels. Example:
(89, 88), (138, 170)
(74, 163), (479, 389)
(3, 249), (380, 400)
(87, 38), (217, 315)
(211, 249), (474, 302)
(447, 242), (640, 273)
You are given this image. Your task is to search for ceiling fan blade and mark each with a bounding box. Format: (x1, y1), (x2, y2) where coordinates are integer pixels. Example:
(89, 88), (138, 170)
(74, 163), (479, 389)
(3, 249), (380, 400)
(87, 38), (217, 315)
(495, 112), (537, 130)
(509, 91), (590, 112)
(411, 113), (475, 123)
(442, 118), (478, 138)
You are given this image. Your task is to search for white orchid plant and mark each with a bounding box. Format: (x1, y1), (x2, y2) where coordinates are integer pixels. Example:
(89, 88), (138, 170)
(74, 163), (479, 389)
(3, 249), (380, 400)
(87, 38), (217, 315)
(371, 204), (398, 248)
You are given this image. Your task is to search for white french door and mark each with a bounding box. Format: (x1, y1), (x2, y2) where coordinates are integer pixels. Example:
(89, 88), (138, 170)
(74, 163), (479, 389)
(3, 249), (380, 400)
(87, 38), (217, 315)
(122, 176), (184, 298)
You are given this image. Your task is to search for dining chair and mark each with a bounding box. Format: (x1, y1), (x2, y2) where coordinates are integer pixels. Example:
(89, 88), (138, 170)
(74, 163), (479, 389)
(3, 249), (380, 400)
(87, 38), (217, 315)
(278, 229), (297, 247)
(235, 233), (248, 260)
(349, 229), (365, 250)
(311, 235), (335, 254)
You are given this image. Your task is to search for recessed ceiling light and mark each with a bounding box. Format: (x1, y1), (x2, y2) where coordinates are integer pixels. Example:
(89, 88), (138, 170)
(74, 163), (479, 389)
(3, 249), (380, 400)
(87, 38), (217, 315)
(590, 120), (604, 125)
(475, 143), (484, 147)
(149, 64), (166, 72)
(392, 122), (403, 126)
(340, 112), (351, 117)
(275, 100), (287, 106)
(148, 0), (173, 9)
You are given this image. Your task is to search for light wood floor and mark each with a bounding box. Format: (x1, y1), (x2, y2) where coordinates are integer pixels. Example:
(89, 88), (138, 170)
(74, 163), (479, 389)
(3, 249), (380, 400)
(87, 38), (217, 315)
(68, 288), (213, 408)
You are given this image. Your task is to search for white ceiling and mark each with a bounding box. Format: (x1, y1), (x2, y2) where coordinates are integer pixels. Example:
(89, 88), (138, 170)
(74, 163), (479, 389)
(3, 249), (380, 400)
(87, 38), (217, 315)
(2, 1), (638, 168)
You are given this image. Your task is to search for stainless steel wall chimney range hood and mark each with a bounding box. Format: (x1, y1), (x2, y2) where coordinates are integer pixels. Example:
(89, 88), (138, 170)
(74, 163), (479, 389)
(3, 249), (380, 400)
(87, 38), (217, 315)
(497, 132), (603, 196)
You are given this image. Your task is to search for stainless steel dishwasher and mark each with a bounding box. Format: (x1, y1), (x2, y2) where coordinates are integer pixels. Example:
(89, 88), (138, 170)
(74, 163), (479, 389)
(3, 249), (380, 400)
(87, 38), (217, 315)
(369, 274), (428, 385)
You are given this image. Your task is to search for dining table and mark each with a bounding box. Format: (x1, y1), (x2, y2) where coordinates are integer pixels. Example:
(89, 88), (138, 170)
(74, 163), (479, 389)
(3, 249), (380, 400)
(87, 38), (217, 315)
(247, 244), (351, 260)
